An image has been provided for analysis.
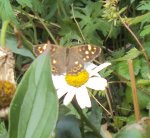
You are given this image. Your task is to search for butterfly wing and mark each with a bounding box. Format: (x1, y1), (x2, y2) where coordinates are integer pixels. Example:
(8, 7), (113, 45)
(77, 44), (101, 62)
(49, 44), (66, 75)
(66, 44), (101, 74)
(33, 43), (67, 75)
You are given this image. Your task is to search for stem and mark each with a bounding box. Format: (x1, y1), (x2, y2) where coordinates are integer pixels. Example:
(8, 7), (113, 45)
(71, 4), (86, 42)
(0, 20), (9, 47)
(119, 16), (150, 69)
(72, 100), (102, 138)
(36, 14), (58, 45)
(128, 59), (141, 122)
(90, 93), (112, 116)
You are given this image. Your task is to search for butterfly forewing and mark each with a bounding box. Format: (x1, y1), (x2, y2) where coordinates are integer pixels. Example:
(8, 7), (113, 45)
(33, 43), (48, 56)
(50, 44), (66, 75)
(33, 43), (67, 75)
(66, 45), (101, 74)
(77, 45), (101, 62)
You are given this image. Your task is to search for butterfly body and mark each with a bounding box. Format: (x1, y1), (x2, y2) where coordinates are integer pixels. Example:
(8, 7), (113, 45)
(33, 43), (101, 75)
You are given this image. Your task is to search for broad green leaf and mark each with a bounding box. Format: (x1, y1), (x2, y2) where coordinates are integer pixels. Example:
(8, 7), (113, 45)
(0, 0), (17, 24)
(8, 50), (58, 138)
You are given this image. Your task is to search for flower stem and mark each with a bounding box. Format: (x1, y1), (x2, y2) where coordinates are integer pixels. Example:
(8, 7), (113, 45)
(72, 100), (102, 138)
(0, 20), (9, 48)
(36, 14), (58, 45)
(119, 16), (150, 69)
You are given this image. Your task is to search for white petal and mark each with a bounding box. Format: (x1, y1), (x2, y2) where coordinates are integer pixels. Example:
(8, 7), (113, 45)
(85, 63), (97, 71)
(90, 62), (111, 76)
(76, 86), (91, 108)
(52, 75), (66, 89)
(86, 77), (107, 90)
(63, 90), (76, 105)
(57, 89), (68, 99)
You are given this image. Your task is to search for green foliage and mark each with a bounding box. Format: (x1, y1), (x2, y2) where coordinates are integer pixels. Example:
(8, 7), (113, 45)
(8, 50), (58, 138)
(115, 120), (150, 138)
(0, 0), (17, 23)
(0, 0), (150, 137)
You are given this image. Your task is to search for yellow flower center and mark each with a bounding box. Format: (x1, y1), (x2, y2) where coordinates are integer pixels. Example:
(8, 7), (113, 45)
(65, 70), (89, 87)
(0, 80), (16, 108)
(0, 80), (16, 95)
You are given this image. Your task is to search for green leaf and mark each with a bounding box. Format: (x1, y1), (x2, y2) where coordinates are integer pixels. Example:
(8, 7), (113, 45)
(8, 50), (58, 138)
(16, 0), (32, 8)
(140, 25), (150, 37)
(6, 37), (35, 59)
(112, 48), (141, 62)
(140, 58), (150, 79)
(88, 100), (102, 130)
(114, 119), (150, 138)
(56, 115), (81, 138)
(0, 122), (7, 138)
(137, 1), (150, 11)
(0, 0), (18, 23)
(73, 1), (110, 44)
(125, 87), (150, 110)
(114, 58), (141, 80)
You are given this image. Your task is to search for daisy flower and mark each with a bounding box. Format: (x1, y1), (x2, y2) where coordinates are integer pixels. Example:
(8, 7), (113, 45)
(52, 62), (111, 109)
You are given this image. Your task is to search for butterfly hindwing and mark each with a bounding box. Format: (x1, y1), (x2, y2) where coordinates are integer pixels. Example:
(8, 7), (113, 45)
(66, 47), (84, 74)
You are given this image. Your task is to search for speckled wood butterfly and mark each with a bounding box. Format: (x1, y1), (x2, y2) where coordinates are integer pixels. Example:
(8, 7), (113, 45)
(33, 42), (101, 75)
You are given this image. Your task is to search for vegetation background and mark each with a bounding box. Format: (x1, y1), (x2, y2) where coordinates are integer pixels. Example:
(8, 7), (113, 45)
(0, 0), (150, 138)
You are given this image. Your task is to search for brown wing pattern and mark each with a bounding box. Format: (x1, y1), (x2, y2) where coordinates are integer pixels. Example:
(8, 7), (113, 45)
(33, 43), (67, 75)
(66, 45), (101, 74)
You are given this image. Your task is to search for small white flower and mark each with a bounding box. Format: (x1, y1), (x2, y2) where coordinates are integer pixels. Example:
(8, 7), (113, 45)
(52, 62), (111, 109)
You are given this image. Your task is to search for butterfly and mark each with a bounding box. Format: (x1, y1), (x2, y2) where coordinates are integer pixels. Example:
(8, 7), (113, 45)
(33, 42), (101, 75)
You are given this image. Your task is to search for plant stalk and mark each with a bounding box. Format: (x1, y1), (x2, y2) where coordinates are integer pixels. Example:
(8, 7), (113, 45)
(119, 16), (150, 69)
(128, 59), (141, 122)
(0, 20), (9, 47)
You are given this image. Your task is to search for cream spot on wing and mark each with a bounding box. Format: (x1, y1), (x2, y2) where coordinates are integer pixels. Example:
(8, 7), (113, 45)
(52, 59), (57, 64)
(43, 44), (47, 50)
(91, 51), (95, 54)
(79, 48), (82, 52)
(88, 45), (92, 50)
(75, 61), (79, 64)
(85, 51), (89, 54)
(83, 58), (86, 61)
(79, 64), (82, 67)
(86, 55), (89, 59)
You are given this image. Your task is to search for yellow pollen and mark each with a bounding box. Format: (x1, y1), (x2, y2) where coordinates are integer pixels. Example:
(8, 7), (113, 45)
(0, 80), (16, 108)
(65, 70), (89, 87)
